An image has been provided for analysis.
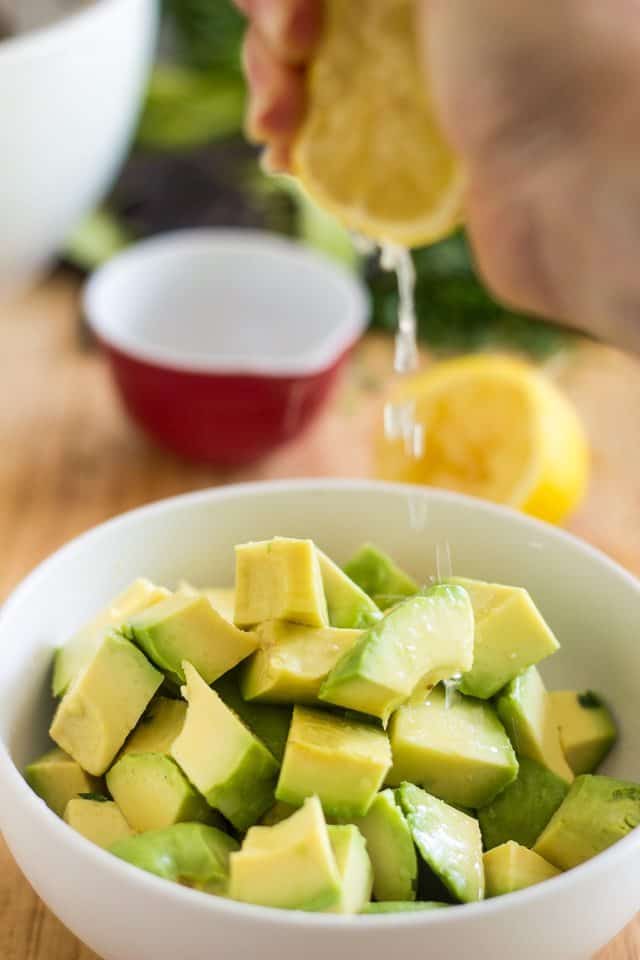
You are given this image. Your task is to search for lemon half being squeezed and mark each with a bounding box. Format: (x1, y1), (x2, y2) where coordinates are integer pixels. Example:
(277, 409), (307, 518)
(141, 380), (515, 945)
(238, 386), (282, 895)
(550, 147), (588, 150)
(293, 0), (465, 247)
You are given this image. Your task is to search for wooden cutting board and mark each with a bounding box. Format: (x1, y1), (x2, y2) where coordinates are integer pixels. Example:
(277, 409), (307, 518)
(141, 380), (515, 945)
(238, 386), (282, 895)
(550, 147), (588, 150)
(1, 276), (639, 959)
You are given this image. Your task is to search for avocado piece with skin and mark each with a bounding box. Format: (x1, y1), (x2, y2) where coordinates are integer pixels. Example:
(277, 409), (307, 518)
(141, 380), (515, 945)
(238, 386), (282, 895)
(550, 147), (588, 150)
(276, 705), (392, 819)
(484, 841), (561, 897)
(171, 662), (279, 831)
(327, 825), (374, 914)
(234, 538), (328, 628)
(533, 775), (640, 870)
(229, 796), (342, 911)
(451, 578), (559, 700)
(478, 756), (569, 850)
(111, 822), (238, 894)
(52, 579), (170, 698)
(398, 782), (485, 903)
(25, 747), (103, 817)
(362, 901), (449, 914)
(317, 549), (382, 629)
(319, 585), (474, 724)
(351, 788), (418, 902)
(214, 671), (291, 763)
(497, 667), (573, 782)
(241, 621), (362, 705)
(64, 797), (134, 849)
(343, 544), (418, 599)
(106, 753), (213, 832)
(124, 593), (258, 686)
(387, 685), (518, 808)
(549, 690), (617, 775)
(50, 632), (163, 776)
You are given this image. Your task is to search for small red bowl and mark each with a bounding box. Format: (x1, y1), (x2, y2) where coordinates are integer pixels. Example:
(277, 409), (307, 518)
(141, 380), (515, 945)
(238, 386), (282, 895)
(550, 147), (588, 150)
(84, 229), (369, 465)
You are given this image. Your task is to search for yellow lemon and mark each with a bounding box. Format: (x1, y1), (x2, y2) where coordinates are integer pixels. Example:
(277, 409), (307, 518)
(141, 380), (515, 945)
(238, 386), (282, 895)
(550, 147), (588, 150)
(375, 355), (590, 524)
(293, 0), (465, 247)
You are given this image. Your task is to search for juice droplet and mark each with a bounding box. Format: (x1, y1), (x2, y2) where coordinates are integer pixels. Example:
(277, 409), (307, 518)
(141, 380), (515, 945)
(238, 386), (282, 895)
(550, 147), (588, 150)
(435, 540), (453, 583)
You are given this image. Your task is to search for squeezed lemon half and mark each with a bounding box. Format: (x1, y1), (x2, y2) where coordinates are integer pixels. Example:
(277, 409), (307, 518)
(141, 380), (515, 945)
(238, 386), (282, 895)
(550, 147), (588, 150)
(375, 355), (590, 524)
(293, 0), (465, 247)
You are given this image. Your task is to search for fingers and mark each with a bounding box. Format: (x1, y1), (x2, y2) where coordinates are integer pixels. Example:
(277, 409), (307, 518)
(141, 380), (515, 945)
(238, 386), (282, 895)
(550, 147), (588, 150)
(240, 0), (323, 65)
(243, 25), (307, 161)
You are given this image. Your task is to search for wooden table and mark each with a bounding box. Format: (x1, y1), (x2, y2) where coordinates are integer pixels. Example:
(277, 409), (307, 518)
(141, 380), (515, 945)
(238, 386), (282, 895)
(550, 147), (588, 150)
(1, 276), (639, 959)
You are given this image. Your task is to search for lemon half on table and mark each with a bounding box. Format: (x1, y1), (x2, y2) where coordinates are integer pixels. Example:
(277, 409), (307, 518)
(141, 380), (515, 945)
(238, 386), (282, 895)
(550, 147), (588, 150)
(293, 0), (465, 247)
(375, 356), (590, 525)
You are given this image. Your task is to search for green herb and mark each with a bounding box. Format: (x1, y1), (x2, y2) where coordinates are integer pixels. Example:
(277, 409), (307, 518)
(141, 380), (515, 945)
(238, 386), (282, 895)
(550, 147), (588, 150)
(578, 691), (604, 709)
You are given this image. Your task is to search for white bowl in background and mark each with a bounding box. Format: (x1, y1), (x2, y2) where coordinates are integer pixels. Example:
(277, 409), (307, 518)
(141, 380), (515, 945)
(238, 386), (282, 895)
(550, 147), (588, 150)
(0, 480), (638, 960)
(0, 0), (158, 301)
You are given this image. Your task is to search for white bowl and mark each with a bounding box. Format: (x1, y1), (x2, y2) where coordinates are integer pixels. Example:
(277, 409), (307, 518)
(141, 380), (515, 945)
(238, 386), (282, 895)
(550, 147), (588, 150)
(0, 0), (158, 301)
(0, 480), (638, 960)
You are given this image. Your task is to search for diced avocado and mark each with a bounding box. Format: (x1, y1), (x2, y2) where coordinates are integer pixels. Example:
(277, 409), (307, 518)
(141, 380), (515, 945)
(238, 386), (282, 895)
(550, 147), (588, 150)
(64, 797), (133, 849)
(50, 632), (163, 776)
(319, 585), (474, 724)
(111, 822), (238, 894)
(343, 544), (418, 599)
(484, 841), (561, 897)
(549, 691), (617, 775)
(327, 825), (373, 914)
(178, 582), (236, 623)
(497, 668), (573, 782)
(533, 775), (640, 870)
(260, 801), (299, 826)
(276, 706), (391, 818)
(398, 782), (485, 904)
(121, 697), (186, 756)
(362, 901), (448, 914)
(170, 662), (278, 831)
(241, 621), (362, 705)
(106, 754), (212, 832)
(52, 579), (170, 698)
(352, 788), (417, 902)
(229, 795), (341, 911)
(388, 686), (518, 808)
(451, 578), (559, 700)
(25, 747), (103, 817)
(317, 549), (382, 629)
(124, 593), (257, 686)
(214, 671), (291, 763)
(234, 538), (328, 628)
(478, 757), (569, 850)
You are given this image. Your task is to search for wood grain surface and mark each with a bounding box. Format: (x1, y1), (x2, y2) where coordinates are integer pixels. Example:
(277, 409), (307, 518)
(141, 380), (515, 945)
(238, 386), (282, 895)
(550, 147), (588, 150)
(1, 275), (639, 959)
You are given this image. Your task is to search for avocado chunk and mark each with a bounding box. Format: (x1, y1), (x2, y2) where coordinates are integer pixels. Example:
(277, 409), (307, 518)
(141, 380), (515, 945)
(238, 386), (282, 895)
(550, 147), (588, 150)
(50, 632), (163, 776)
(111, 822), (238, 894)
(388, 686), (518, 808)
(478, 757), (569, 850)
(276, 706), (392, 818)
(484, 841), (561, 897)
(229, 795), (341, 911)
(234, 538), (328, 628)
(122, 697), (187, 755)
(124, 593), (258, 686)
(327, 825), (373, 914)
(25, 747), (103, 817)
(214, 671), (291, 763)
(64, 797), (133, 849)
(317, 549), (382, 629)
(533, 775), (640, 870)
(362, 901), (448, 914)
(319, 585), (474, 724)
(170, 662), (279, 831)
(241, 621), (362, 705)
(497, 667), (573, 782)
(178, 582), (236, 623)
(343, 544), (418, 599)
(549, 690), (617, 775)
(52, 579), (170, 698)
(398, 782), (484, 903)
(451, 578), (559, 699)
(352, 788), (417, 902)
(106, 754), (212, 832)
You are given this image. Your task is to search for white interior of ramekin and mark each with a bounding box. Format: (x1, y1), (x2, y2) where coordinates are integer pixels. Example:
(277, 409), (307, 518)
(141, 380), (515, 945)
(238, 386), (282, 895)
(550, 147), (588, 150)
(84, 230), (370, 376)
